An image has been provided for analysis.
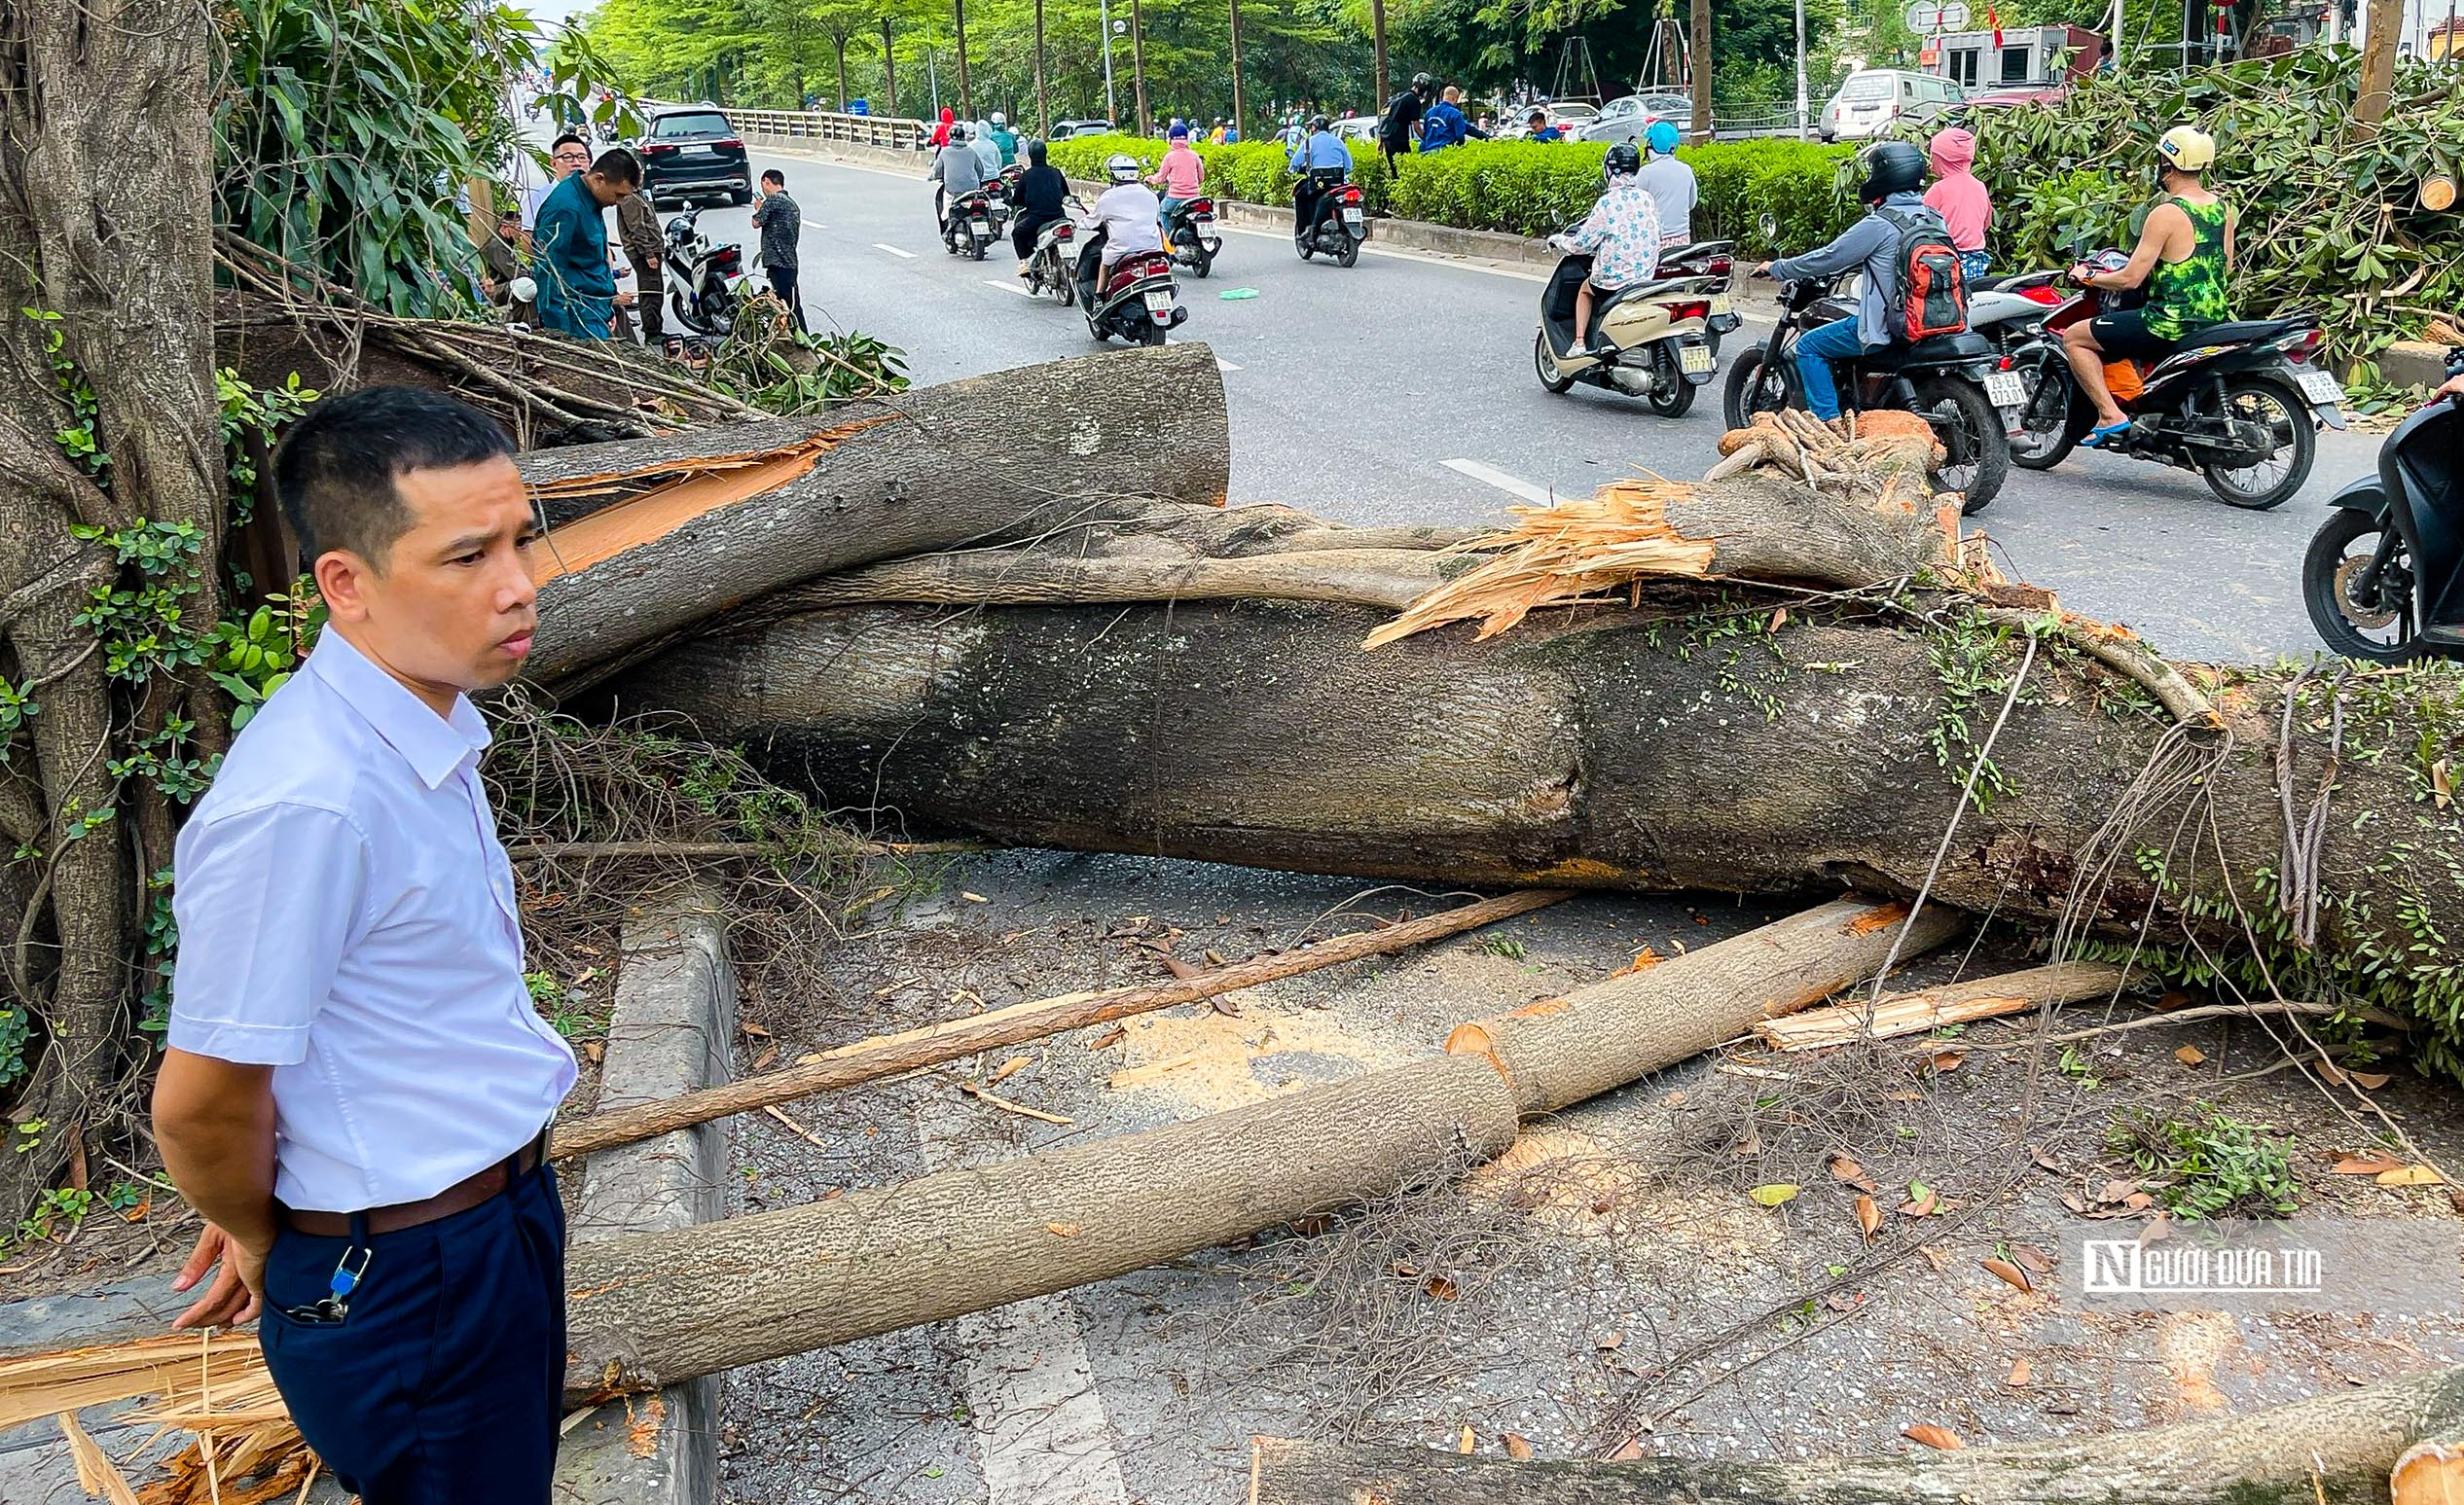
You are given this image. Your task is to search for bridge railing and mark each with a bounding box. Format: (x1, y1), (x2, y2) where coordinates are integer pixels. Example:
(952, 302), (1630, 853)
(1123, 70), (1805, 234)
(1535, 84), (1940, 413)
(641, 100), (930, 152)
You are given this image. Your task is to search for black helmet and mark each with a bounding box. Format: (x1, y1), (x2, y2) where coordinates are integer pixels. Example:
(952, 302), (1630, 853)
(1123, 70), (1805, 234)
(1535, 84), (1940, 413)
(1603, 141), (1642, 180)
(1309, 113), (1331, 132)
(1860, 140), (1925, 203)
(1411, 71), (1434, 92)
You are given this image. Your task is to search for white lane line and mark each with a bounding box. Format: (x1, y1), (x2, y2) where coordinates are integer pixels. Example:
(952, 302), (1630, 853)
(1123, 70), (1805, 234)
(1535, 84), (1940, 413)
(1442, 457), (1558, 506)
(1214, 221), (1552, 283)
(983, 278), (1036, 298)
(873, 241), (916, 259)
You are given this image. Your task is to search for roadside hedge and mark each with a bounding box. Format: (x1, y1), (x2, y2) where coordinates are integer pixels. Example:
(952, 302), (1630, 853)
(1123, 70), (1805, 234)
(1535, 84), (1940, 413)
(1042, 131), (1855, 256)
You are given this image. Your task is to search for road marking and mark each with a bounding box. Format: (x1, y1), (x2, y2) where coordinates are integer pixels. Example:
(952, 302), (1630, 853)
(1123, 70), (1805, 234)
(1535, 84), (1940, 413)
(1443, 457), (1558, 506)
(983, 278), (1036, 298)
(873, 241), (916, 259)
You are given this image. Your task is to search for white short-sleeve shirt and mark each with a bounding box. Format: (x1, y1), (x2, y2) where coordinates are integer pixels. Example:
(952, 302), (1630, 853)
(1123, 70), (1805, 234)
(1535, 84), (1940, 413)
(167, 629), (576, 1213)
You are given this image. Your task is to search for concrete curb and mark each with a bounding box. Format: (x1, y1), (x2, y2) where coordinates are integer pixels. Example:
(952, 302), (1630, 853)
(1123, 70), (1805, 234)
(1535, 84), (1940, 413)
(2374, 340), (2458, 391)
(0, 889), (739, 1505)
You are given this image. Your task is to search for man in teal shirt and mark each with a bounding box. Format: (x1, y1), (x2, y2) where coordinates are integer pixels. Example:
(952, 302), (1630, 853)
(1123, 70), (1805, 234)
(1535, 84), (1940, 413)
(532, 150), (641, 340)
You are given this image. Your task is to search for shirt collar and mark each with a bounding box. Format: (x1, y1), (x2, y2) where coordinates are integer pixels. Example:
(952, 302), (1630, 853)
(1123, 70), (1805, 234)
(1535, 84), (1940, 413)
(308, 629), (491, 790)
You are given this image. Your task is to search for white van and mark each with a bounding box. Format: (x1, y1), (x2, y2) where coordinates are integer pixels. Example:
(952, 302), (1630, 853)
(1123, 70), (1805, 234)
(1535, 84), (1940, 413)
(1820, 68), (1964, 141)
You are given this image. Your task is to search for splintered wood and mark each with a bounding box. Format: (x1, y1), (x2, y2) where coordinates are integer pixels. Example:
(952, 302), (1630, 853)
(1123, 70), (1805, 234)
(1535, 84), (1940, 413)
(1756, 960), (2136, 1050)
(0, 1329), (307, 1505)
(1704, 409), (1943, 509)
(1360, 480), (1718, 648)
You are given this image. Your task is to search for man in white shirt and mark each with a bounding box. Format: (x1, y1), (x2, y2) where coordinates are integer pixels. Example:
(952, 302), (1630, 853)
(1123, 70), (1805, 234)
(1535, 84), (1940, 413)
(154, 386), (573, 1505)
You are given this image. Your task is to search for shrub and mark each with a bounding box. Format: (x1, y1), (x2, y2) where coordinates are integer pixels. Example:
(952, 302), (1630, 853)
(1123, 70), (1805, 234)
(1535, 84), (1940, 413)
(1044, 133), (1394, 215)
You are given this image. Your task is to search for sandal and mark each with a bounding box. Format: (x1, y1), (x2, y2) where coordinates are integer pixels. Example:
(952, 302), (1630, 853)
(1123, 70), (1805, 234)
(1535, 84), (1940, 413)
(2082, 419), (2132, 448)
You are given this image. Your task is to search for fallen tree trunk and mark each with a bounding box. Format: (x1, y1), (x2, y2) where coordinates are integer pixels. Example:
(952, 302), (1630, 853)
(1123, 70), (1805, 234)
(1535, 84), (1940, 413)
(1756, 959), (2137, 1050)
(1250, 1363), (2464, 1504)
(548, 886), (1571, 1161)
(561, 896), (1939, 1400)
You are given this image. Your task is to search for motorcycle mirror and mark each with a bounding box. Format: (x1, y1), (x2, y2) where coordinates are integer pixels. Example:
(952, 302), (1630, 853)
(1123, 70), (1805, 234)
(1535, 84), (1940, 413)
(1757, 210), (1778, 243)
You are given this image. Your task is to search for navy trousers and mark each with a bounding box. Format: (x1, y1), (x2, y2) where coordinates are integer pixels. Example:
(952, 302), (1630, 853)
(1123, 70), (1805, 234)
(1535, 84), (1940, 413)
(260, 1160), (565, 1503)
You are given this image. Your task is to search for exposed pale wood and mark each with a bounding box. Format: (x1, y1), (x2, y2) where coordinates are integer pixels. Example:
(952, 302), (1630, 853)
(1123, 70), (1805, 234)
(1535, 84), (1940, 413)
(1250, 1364), (2464, 1503)
(547, 887), (1572, 1161)
(1755, 960), (2133, 1050)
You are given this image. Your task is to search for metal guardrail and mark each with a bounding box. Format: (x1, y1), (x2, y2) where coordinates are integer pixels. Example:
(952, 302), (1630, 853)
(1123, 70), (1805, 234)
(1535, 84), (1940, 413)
(639, 99), (929, 152)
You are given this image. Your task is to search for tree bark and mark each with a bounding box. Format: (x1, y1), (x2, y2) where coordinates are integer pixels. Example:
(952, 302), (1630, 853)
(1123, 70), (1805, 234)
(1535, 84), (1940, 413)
(1228, 0), (1247, 138)
(1130, 0), (1150, 135)
(1371, 0), (1390, 128)
(2357, 0), (2404, 125)
(1251, 1364), (2464, 1504)
(561, 897), (1939, 1398)
(953, 0), (972, 122)
(1034, 0), (1049, 136)
(521, 343), (1229, 690)
(882, 15), (899, 121)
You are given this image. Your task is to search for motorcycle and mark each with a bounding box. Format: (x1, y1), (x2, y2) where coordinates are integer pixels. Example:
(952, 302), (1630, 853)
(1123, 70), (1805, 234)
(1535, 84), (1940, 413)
(1023, 200), (1084, 305)
(1294, 173), (1365, 268)
(1996, 248), (2339, 511)
(1076, 239), (1185, 346)
(1659, 239), (1744, 355)
(1532, 243), (1725, 418)
(1162, 196), (1221, 279)
(661, 207), (757, 337)
(942, 184), (1003, 260)
(1724, 267), (2021, 514)
(2302, 347), (2464, 663)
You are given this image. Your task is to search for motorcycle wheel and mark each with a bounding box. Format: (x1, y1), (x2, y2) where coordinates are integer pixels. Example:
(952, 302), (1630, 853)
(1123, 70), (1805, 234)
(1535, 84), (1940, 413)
(1646, 347), (1696, 418)
(971, 237), (989, 262)
(2302, 508), (2418, 663)
(1912, 376), (2010, 515)
(1190, 246), (1214, 279)
(1336, 233), (1361, 269)
(2009, 344), (2080, 472)
(1053, 263), (1075, 305)
(1296, 234), (1316, 261)
(1533, 330), (1576, 395)
(1139, 320), (1168, 347)
(2200, 377), (2314, 512)
(1721, 348), (1796, 431)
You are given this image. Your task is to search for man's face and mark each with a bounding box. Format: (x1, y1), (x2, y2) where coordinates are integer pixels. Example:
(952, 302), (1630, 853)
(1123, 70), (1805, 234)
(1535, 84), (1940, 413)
(587, 172), (636, 208)
(552, 142), (590, 178)
(316, 457), (540, 701)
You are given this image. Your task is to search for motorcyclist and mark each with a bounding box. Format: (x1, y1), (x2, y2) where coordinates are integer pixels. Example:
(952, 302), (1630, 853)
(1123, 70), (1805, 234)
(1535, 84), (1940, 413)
(929, 122), (986, 230)
(988, 112), (1020, 166)
(1751, 140), (1939, 426)
(1637, 120), (1696, 246)
(1286, 113), (1351, 243)
(969, 117), (1004, 176)
(1548, 143), (1661, 356)
(1079, 152), (1166, 299)
(1149, 123), (1206, 247)
(1010, 138), (1069, 276)
(2061, 125), (2235, 448)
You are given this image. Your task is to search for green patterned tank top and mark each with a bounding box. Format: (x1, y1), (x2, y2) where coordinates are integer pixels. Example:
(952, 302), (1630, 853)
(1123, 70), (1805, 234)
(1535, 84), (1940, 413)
(2144, 196), (2230, 340)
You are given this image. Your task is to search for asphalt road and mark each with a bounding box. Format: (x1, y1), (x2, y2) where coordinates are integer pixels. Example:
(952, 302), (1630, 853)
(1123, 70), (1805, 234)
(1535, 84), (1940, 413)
(671, 145), (2374, 664)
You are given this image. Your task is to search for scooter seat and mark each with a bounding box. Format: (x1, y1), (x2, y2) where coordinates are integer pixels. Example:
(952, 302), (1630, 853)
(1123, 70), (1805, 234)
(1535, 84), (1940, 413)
(1970, 270), (2055, 293)
(1858, 331), (1995, 370)
(1659, 240), (1729, 265)
(2173, 315), (2310, 349)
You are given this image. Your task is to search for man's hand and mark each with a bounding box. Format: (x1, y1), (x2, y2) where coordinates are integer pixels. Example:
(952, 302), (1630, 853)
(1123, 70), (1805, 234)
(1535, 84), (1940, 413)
(614, 290), (637, 307)
(1752, 261), (1774, 279)
(643, 255), (659, 273)
(170, 1223), (267, 1329)
(2435, 374), (2464, 401)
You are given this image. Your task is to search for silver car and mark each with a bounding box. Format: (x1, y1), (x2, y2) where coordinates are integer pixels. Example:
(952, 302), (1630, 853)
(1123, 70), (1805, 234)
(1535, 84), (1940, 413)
(1576, 92), (1695, 144)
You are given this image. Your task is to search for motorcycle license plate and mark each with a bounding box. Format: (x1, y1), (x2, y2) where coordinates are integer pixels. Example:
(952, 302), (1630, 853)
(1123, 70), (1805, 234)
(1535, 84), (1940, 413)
(1678, 343), (1715, 376)
(2297, 369), (2343, 405)
(1709, 294), (1732, 317)
(1142, 290), (1175, 312)
(1342, 208), (1363, 225)
(1983, 372), (2027, 409)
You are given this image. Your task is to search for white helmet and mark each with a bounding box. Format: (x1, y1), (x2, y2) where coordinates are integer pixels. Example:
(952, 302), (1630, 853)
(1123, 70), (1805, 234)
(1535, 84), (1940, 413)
(2157, 124), (2216, 172)
(1105, 152), (1141, 184)
(991, 111), (1006, 125)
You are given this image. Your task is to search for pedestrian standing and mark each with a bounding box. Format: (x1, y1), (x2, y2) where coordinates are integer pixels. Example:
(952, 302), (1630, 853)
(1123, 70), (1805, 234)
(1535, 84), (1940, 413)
(1379, 73), (1432, 177)
(155, 384), (573, 1505)
(530, 148), (640, 339)
(614, 173), (666, 346)
(477, 207), (536, 325)
(750, 168), (806, 332)
(519, 133), (591, 239)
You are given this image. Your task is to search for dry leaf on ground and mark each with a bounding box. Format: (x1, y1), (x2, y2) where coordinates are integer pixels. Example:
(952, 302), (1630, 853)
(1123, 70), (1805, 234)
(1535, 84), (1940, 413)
(2174, 1045), (2206, 1065)
(1982, 1257), (2031, 1293)
(1855, 1195), (1881, 1241)
(1504, 1434), (1535, 1460)
(1902, 1422), (1965, 1451)
(2006, 1358), (2033, 1387)
(2333, 1151), (2404, 1175)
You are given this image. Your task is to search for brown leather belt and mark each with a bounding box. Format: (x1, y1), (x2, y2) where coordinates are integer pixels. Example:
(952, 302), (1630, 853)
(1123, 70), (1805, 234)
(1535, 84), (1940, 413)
(284, 1131), (547, 1236)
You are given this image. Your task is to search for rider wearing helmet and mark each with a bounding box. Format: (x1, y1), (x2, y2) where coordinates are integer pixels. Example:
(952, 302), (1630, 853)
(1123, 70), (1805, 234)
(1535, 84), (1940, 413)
(2062, 125), (2236, 447)
(1010, 137), (1069, 273)
(1752, 139), (1939, 425)
(1150, 122), (1206, 244)
(1287, 112), (1351, 240)
(928, 120), (986, 229)
(1080, 151), (1166, 296)
(1638, 118), (1696, 245)
(1380, 72), (1435, 174)
(988, 111), (1020, 167)
(1547, 142), (1662, 355)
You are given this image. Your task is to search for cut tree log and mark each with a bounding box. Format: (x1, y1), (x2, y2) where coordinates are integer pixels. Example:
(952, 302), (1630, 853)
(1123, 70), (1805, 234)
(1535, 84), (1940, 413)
(559, 895), (1943, 1401)
(1755, 959), (2136, 1050)
(547, 886), (1573, 1161)
(1250, 1362), (2464, 1503)
(518, 342), (1230, 689)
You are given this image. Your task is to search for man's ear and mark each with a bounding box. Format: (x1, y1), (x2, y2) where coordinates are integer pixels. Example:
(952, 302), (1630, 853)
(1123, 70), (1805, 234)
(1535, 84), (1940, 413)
(313, 549), (379, 625)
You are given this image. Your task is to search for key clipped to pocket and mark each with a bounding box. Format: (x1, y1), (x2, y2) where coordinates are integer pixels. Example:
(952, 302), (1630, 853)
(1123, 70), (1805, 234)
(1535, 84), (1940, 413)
(283, 1246), (371, 1325)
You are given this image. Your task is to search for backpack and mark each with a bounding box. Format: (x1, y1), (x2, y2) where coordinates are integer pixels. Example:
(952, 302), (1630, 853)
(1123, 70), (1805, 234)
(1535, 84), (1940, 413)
(1381, 90), (1419, 147)
(1876, 204), (1968, 342)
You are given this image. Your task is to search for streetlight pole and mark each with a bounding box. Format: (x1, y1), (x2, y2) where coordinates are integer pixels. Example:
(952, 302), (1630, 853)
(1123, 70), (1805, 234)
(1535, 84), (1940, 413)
(1794, 0), (1809, 137)
(1101, 0), (1118, 124)
(954, 0), (972, 122)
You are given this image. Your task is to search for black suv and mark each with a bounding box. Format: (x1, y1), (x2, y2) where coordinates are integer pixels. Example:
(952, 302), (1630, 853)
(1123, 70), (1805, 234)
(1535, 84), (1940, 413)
(635, 107), (751, 206)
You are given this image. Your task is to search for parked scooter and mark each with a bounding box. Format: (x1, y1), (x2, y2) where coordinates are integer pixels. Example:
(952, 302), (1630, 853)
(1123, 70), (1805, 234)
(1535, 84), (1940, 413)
(1725, 266), (2021, 513)
(1532, 242), (1723, 418)
(1294, 172), (1365, 267)
(1162, 196), (1221, 279)
(1076, 237), (1185, 346)
(2303, 348), (2464, 662)
(1024, 198), (1085, 305)
(1996, 247), (2340, 510)
(662, 207), (758, 337)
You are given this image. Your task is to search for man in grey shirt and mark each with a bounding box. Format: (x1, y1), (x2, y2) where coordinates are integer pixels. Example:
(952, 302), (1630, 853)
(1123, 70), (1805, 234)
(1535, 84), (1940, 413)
(930, 124), (986, 231)
(1638, 120), (1696, 244)
(1753, 141), (1932, 423)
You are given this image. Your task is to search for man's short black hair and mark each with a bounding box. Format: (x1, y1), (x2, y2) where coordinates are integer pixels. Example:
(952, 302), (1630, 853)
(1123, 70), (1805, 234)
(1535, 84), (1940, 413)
(274, 387), (516, 571)
(552, 131), (587, 151)
(592, 149), (641, 185)
(760, 168), (785, 188)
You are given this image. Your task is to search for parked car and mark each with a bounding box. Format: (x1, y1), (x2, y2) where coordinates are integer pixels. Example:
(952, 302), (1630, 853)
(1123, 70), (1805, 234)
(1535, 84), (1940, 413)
(1049, 118), (1119, 139)
(634, 106), (751, 206)
(1819, 68), (1964, 141)
(1576, 92), (1696, 143)
(1542, 100), (1601, 130)
(1334, 115), (1381, 142)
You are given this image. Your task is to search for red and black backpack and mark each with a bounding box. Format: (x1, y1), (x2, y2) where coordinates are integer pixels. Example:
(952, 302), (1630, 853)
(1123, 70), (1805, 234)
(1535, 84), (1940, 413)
(1876, 204), (1969, 341)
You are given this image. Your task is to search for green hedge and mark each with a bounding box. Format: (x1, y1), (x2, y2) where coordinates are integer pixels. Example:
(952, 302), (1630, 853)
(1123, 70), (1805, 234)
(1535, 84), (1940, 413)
(1042, 132), (1854, 256)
